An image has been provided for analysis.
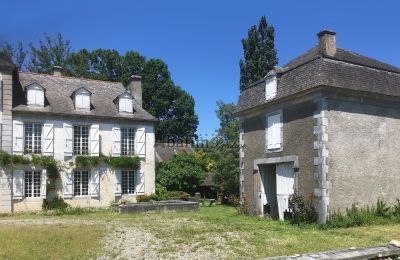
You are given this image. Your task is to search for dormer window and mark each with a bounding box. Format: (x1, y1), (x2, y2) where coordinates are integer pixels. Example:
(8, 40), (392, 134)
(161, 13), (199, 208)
(265, 77), (277, 100)
(26, 83), (45, 107)
(73, 87), (91, 111)
(118, 92), (133, 113)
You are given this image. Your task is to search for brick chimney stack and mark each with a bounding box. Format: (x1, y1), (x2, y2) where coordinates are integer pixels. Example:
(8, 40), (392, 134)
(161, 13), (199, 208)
(127, 75), (142, 107)
(318, 29), (336, 56)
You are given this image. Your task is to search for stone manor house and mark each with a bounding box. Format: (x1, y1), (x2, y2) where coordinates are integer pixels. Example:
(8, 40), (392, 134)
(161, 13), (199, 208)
(0, 59), (157, 213)
(236, 30), (400, 222)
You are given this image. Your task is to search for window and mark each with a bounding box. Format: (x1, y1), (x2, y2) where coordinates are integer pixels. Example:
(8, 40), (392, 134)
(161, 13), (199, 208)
(24, 123), (42, 154)
(74, 88), (91, 111)
(119, 93), (133, 113)
(74, 126), (89, 155)
(25, 171), (41, 198)
(121, 128), (135, 155)
(265, 77), (277, 100)
(122, 170), (135, 194)
(27, 84), (45, 106)
(267, 111), (282, 150)
(74, 170), (89, 196)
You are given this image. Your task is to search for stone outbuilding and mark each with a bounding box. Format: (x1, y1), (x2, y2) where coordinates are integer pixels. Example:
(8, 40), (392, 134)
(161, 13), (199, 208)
(235, 30), (400, 222)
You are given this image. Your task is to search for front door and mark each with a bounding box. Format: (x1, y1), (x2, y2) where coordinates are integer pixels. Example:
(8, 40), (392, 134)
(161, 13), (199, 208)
(275, 163), (295, 220)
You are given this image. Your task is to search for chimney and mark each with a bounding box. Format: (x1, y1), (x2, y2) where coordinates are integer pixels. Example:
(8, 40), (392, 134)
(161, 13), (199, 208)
(317, 29), (336, 56)
(127, 75), (142, 107)
(52, 66), (63, 76)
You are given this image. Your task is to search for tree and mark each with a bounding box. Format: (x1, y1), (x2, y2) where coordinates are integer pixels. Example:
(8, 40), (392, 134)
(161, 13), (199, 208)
(156, 152), (209, 194)
(209, 101), (240, 194)
(6, 33), (198, 140)
(0, 42), (26, 70)
(239, 16), (278, 90)
(28, 33), (72, 73)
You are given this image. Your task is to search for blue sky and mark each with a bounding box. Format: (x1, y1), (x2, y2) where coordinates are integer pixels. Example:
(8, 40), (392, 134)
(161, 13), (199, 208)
(1, 0), (400, 136)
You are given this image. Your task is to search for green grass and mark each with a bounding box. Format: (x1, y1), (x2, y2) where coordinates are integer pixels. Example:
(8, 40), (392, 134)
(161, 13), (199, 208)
(0, 224), (105, 259)
(1, 205), (400, 259)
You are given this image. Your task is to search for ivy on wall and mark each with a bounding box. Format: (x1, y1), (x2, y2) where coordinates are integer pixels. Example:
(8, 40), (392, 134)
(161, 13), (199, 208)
(0, 151), (140, 193)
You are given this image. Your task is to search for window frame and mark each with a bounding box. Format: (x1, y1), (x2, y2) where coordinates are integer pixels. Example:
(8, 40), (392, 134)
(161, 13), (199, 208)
(265, 76), (277, 101)
(74, 88), (91, 111)
(73, 125), (90, 155)
(26, 84), (45, 107)
(24, 122), (43, 154)
(73, 170), (89, 197)
(119, 93), (133, 113)
(121, 170), (135, 194)
(121, 128), (135, 156)
(266, 110), (283, 152)
(24, 171), (41, 198)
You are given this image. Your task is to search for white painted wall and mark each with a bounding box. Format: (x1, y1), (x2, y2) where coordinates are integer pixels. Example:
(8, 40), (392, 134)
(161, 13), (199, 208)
(7, 114), (155, 212)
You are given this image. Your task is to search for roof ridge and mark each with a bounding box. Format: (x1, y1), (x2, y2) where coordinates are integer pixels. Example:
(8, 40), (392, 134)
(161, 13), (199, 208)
(19, 71), (123, 85)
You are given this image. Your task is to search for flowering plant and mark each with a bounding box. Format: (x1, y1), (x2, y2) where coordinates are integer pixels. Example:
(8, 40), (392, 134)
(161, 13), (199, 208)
(288, 192), (318, 224)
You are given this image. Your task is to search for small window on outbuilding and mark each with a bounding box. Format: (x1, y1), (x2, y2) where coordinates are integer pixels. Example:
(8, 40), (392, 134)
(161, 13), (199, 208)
(118, 92), (133, 113)
(26, 84), (45, 107)
(265, 77), (277, 100)
(73, 87), (91, 111)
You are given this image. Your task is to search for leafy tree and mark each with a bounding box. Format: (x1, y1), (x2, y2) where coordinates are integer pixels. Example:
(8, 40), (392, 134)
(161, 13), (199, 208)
(209, 101), (239, 194)
(239, 16), (278, 90)
(28, 33), (72, 73)
(0, 42), (26, 69)
(5, 33), (198, 140)
(156, 152), (209, 194)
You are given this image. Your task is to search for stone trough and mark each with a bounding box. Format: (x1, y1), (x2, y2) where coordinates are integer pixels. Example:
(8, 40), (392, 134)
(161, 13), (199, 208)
(115, 200), (199, 214)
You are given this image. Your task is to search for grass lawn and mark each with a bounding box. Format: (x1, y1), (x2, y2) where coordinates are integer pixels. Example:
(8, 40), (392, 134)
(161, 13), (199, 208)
(1, 205), (400, 259)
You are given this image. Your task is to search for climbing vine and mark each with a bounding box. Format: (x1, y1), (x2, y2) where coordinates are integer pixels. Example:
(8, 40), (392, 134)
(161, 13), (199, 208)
(75, 154), (140, 170)
(0, 151), (62, 191)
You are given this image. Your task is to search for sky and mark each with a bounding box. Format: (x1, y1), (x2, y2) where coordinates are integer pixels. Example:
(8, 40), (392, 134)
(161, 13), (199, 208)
(1, 0), (400, 137)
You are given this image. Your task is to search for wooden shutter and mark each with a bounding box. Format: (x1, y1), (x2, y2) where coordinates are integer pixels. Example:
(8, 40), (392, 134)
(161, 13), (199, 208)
(13, 170), (24, 199)
(13, 120), (24, 155)
(267, 113), (281, 150)
(64, 169), (73, 199)
(265, 77), (277, 100)
(41, 169), (47, 199)
(64, 123), (73, 156)
(36, 88), (44, 106)
(90, 169), (100, 197)
(112, 126), (121, 157)
(115, 170), (122, 196)
(135, 171), (145, 194)
(135, 127), (146, 158)
(43, 122), (54, 156)
(90, 124), (100, 156)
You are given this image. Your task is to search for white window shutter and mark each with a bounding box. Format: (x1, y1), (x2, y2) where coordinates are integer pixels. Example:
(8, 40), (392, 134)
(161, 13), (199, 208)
(13, 120), (24, 155)
(43, 122), (54, 156)
(267, 116), (274, 150)
(41, 169), (47, 199)
(135, 127), (146, 158)
(64, 123), (73, 156)
(115, 170), (122, 196)
(64, 169), (73, 199)
(90, 124), (100, 156)
(27, 89), (36, 105)
(267, 113), (282, 150)
(13, 170), (24, 199)
(135, 171), (145, 194)
(112, 126), (121, 157)
(36, 89), (44, 106)
(265, 77), (277, 100)
(90, 169), (100, 198)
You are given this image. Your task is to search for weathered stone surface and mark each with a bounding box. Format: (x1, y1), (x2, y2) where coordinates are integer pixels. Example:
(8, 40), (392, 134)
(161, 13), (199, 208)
(118, 200), (199, 214)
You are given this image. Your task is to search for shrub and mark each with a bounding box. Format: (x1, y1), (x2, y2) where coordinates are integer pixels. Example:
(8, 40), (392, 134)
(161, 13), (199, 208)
(42, 197), (69, 211)
(393, 198), (400, 216)
(288, 192), (318, 225)
(376, 199), (391, 217)
(323, 204), (376, 228)
(222, 193), (239, 207)
(155, 184), (169, 200)
(136, 195), (152, 202)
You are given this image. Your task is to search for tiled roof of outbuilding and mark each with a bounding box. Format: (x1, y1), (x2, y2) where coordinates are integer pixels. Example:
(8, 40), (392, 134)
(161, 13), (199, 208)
(13, 72), (158, 122)
(236, 45), (400, 114)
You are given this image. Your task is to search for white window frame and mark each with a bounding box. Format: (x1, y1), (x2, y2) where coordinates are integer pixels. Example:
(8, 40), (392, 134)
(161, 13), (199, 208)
(26, 84), (45, 107)
(121, 128), (135, 156)
(73, 170), (89, 197)
(119, 93), (133, 113)
(121, 170), (135, 194)
(24, 122), (43, 154)
(266, 110), (283, 152)
(74, 88), (91, 111)
(265, 77), (277, 101)
(74, 125), (90, 155)
(24, 171), (41, 198)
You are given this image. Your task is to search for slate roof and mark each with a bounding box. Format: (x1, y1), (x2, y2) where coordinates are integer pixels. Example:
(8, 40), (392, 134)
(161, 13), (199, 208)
(155, 143), (195, 163)
(236, 45), (400, 114)
(0, 55), (15, 70)
(13, 72), (158, 122)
